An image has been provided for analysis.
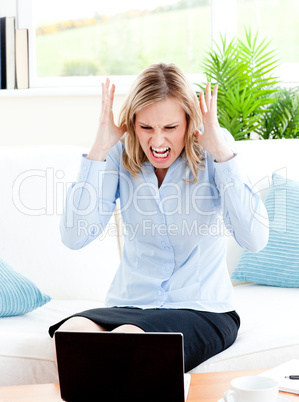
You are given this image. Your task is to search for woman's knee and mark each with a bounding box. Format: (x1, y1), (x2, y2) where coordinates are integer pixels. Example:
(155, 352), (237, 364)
(58, 316), (106, 332)
(55, 318), (144, 334)
(112, 324), (144, 333)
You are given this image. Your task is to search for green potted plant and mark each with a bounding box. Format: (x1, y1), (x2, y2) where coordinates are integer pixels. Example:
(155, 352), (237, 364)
(197, 28), (280, 140)
(256, 86), (299, 139)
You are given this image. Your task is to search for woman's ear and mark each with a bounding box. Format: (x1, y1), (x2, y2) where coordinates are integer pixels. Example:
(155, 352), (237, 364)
(193, 129), (202, 139)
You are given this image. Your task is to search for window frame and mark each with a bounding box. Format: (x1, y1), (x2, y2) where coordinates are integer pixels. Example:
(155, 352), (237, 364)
(18, 0), (222, 90)
(16, 0), (299, 90)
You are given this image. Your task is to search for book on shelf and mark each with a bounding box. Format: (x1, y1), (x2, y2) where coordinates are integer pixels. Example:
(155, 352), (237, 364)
(0, 16), (5, 89)
(16, 29), (29, 89)
(260, 359), (299, 395)
(0, 16), (16, 89)
(0, 18), (2, 89)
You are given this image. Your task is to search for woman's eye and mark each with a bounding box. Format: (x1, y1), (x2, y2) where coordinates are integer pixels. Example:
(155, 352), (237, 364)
(165, 126), (177, 130)
(141, 126), (152, 130)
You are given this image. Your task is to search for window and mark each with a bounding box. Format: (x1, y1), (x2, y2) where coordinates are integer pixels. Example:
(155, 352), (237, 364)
(19, 0), (213, 89)
(35, 0), (211, 76)
(236, 0), (299, 85)
(16, 0), (299, 88)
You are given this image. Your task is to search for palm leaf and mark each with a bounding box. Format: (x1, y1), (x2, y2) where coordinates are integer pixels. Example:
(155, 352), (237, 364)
(197, 28), (286, 140)
(258, 87), (299, 139)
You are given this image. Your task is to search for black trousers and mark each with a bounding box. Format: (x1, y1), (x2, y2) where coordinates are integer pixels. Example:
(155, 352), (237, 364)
(49, 307), (240, 372)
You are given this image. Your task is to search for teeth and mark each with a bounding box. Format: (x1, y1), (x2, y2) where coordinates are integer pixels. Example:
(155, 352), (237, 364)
(151, 146), (170, 153)
(151, 147), (171, 158)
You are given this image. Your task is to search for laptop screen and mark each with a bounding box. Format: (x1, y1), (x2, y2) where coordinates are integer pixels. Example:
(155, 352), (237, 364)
(55, 331), (186, 402)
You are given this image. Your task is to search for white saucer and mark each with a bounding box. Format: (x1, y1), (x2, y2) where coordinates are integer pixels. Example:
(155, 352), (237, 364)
(217, 396), (289, 402)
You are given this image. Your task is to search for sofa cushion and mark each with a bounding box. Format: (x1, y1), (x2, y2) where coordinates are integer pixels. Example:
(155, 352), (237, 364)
(190, 284), (299, 373)
(0, 257), (51, 317)
(0, 146), (120, 301)
(225, 138), (299, 278)
(2, 287), (299, 385)
(232, 173), (299, 287)
(0, 299), (104, 386)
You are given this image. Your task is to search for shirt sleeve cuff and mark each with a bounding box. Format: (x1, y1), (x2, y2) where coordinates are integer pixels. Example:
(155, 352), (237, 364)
(213, 153), (251, 189)
(75, 154), (107, 184)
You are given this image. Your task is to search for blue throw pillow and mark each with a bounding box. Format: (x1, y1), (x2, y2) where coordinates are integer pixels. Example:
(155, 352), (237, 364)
(232, 173), (299, 287)
(0, 257), (51, 317)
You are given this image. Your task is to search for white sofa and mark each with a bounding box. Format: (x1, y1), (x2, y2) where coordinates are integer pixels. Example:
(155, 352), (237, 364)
(0, 140), (299, 386)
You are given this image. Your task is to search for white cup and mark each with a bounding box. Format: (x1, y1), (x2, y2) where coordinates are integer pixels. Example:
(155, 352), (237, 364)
(219, 375), (279, 402)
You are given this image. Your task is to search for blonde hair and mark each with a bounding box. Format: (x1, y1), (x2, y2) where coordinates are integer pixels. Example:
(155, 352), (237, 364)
(119, 63), (205, 183)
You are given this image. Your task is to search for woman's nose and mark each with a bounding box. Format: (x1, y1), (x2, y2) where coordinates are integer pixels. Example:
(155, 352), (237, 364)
(152, 129), (165, 146)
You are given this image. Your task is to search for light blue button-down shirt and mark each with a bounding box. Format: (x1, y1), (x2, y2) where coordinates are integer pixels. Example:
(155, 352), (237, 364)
(60, 129), (268, 312)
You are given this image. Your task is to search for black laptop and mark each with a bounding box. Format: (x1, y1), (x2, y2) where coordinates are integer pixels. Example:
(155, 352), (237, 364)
(55, 331), (190, 402)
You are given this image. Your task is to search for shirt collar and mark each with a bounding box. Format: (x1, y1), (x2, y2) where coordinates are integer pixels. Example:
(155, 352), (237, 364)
(141, 156), (183, 186)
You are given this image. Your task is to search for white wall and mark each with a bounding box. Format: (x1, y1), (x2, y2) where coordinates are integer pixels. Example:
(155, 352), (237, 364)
(0, 92), (126, 147)
(0, 0), (16, 17)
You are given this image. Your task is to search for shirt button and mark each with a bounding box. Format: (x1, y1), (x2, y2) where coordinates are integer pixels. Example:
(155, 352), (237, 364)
(165, 266), (170, 271)
(159, 215), (163, 221)
(82, 165), (87, 170)
(224, 168), (229, 174)
(227, 178), (232, 183)
(158, 291), (162, 296)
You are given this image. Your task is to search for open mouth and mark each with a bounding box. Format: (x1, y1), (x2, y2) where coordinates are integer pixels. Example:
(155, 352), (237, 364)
(150, 146), (171, 159)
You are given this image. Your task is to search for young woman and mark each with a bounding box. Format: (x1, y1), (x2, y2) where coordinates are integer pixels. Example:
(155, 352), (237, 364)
(49, 63), (268, 372)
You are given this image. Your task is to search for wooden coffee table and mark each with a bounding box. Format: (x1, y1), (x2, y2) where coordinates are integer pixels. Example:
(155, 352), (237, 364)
(187, 369), (298, 401)
(0, 370), (297, 401)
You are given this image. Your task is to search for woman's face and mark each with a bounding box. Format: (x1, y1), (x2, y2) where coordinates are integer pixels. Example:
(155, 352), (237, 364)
(135, 98), (187, 170)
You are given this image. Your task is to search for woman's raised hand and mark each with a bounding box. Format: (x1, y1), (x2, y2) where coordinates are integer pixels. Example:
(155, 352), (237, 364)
(87, 78), (127, 161)
(196, 82), (234, 163)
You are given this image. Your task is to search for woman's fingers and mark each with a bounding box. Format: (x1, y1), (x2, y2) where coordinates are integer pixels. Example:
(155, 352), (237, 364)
(199, 92), (207, 114)
(200, 83), (218, 115)
(212, 84), (218, 109)
(101, 78), (116, 122)
(205, 82), (211, 110)
(108, 83), (115, 111)
(101, 78), (109, 116)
